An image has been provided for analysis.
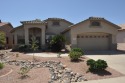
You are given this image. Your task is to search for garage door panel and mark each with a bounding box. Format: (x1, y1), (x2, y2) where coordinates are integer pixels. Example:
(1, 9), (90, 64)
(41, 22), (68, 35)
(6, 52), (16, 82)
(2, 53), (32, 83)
(77, 34), (109, 51)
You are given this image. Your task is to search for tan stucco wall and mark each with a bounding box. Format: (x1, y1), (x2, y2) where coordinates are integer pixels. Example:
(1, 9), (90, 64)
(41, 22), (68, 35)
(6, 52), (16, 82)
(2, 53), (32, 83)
(46, 20), (71, 35)
(71, 20), (118, 50)
(62, 30), (71, 44)
(12, 26), (24, 45)
(117, 30), (125, 43)
(13, 27), (24, 36)
(0, 25), (13, 48)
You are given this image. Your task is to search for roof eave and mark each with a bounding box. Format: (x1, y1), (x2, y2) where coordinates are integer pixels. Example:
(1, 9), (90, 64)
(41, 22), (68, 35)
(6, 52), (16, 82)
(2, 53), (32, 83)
(20, 22), (47, 25)
(10, 25), (23, 33)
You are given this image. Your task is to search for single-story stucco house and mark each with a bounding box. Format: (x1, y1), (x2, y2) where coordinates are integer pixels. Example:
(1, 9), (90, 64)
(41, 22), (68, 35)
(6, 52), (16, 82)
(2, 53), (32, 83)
(11, 17), (121, 51)
(0, 20), (13, 48)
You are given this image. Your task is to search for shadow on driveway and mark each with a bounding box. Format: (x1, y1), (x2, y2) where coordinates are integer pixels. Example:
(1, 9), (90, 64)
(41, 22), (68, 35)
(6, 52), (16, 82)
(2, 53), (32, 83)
(90, 70), (112, 76)
(84, 50), (125, 55)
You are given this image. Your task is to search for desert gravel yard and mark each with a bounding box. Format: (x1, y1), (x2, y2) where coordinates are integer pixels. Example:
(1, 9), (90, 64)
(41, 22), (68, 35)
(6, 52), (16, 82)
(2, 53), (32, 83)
(0, 65), (50, 83)
(0, 49), (124, 83)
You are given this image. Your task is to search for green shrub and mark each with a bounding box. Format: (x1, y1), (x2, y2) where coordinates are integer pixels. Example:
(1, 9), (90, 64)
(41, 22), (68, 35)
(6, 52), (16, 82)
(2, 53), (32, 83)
(71, 48), (84, 55)
(87, 59), (95, 66)
(96, 59), (108, 70)
(50, 35), (65, 52)
(18, 44), (31, 52)
(69, 51), (82, 61)
(87, 59), (108, 72)
(0, 63), (4, 69)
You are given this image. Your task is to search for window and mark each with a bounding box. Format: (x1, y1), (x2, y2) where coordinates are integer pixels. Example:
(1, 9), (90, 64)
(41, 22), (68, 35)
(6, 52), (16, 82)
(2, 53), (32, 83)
(17, 35), (25, 44)
(106, 35), (109, 38)
(94, 36), (96, 38)
(85, 36), (88, 38)
(89, 36), (92, 38)
(52, 21), (60, 26)
(77, 35), (80, 38)
(45, 35), (55, 43)
(98, 36), (100, 38)
(91, 21), (101, 26)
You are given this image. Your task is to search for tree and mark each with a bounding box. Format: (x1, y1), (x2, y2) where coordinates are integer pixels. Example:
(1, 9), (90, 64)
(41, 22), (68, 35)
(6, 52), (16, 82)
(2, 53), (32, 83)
(30, 36), (39, 61)
(0, 31), (6, 49)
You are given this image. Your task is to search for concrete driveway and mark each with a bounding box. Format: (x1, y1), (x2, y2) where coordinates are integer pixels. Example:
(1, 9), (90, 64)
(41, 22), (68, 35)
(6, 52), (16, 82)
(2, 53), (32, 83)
(77, 54), (125, 83)
(87, 55), (125, 74)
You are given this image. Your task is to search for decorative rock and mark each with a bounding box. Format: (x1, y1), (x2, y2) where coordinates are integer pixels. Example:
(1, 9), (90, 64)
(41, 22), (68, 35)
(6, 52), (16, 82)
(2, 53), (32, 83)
(65, 68), (72, 73)
(36, 64), (41, 68)
(71, 78), (76, 82)
(15, 62), (20, 66)
(58, 70), (63, 74)
(62, 65), (67, 69)
(77, 77), (84, 82)
(61, 78), (71, 83)
(51, 74), (58, 80)
(84, 78), (88, 81)
(0, 55), (87, 83)
(76, 73), (82, 78)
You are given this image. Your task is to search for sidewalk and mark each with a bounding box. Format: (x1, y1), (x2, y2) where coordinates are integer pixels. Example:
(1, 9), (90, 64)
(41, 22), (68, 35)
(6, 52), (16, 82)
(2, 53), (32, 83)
(76, 76), (125, 83)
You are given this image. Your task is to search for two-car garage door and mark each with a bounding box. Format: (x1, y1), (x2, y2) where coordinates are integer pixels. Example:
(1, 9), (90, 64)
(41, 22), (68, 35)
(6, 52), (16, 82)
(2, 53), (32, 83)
(77, 33), (110, 51)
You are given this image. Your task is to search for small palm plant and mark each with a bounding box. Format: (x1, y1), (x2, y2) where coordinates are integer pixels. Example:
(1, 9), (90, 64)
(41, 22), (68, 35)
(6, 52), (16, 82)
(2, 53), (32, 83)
(0, 63), (4, 69)
(18, 66), (30, 79)
(30, 36), (39, 61)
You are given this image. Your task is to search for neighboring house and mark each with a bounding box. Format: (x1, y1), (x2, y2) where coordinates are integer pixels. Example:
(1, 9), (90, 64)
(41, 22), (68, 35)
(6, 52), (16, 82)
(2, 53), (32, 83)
(11, 18), (73, 49)
(62, 17), (121, 51)
(116, 24), (125, 43)
(11, 17), (121, 51)
(0, 20), (13, 48)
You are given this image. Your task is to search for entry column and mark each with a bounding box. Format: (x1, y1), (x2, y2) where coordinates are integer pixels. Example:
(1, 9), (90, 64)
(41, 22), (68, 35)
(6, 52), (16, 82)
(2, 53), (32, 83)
(25, 28), (29, 45)
(71, 34), (77, 48)
(41, 28), (45, 49)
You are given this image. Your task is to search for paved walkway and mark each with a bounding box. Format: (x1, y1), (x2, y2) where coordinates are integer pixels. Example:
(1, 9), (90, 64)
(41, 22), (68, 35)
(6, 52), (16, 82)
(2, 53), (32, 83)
(26, 52), (68, 57)
(77, 55), (125, 83)
(76, 76), (125, 83)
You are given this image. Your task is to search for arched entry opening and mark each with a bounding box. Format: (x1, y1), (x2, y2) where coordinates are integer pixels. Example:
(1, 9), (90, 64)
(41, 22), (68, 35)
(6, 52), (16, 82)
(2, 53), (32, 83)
(29, 28), (41, 49)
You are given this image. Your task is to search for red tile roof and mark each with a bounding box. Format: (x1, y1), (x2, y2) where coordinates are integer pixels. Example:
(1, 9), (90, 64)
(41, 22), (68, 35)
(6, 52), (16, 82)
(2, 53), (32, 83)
(20, 19), (46, 24)
(119, 24), (125, 29)
(0, 22), (9, 27)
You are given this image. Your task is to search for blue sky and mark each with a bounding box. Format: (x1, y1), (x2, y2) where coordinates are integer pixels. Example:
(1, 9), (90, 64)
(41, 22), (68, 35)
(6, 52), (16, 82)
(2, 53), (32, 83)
(0, 0), (125, 27)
